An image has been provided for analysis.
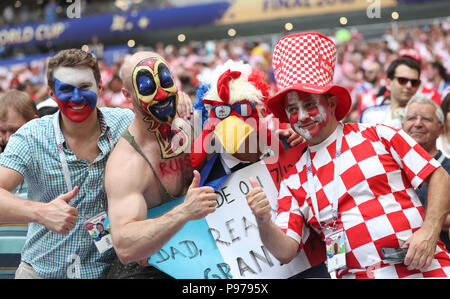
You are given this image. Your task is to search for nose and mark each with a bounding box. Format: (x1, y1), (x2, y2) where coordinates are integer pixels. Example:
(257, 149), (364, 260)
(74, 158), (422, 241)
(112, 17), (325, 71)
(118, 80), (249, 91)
(71, 88), (84, 103)
(154, 87), (169, 101)
(412, 116), (425, 128)
(298, 108), (309, 122)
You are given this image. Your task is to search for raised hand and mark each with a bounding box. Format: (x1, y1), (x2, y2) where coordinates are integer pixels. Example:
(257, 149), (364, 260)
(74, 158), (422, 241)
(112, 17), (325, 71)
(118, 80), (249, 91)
(39, 186), (80, 234)
(182, 170), (217, 220)
(246, 177), (272, 224)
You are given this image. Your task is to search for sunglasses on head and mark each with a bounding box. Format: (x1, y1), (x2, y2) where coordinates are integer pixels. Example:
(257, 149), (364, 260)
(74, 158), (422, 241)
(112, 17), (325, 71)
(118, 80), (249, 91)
(394, 76), (421, 87)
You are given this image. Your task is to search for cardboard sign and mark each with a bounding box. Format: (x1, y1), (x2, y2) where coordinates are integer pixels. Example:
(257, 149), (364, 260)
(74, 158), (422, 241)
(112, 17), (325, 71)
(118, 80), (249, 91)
(204, 161), (313, 278)
(146, 160), (315, 278)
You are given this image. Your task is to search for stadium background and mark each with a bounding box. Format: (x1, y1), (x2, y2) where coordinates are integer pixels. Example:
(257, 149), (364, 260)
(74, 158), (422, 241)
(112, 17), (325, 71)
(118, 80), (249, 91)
(0, 0), (449, 279)
(0, 0), (448, 106)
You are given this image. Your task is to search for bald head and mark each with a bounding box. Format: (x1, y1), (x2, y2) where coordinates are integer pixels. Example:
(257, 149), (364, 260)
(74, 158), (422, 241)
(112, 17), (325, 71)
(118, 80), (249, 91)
(120, 51), (165, 92)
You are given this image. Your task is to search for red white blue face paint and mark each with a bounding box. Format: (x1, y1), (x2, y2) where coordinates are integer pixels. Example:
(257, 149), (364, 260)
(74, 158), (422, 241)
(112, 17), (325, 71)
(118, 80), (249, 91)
(52, 67), (98, 123)
(284, 91), (328, 141)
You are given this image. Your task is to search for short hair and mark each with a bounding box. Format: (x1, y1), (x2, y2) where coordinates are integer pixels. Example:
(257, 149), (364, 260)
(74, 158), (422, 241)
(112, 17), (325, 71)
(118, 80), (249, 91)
(432, 61), (448, 81)
(0, 90), (38, 121)
(386, 57), (421, 80)
(47, 49), (101, 91)
(403, 94), (444, 124)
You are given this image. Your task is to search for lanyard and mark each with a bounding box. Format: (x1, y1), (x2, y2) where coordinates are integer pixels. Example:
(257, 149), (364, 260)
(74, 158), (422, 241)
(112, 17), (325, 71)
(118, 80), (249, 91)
(52, 111), (114, 197)
(436, 152), (445, 164)
(306, 122), (343, 230)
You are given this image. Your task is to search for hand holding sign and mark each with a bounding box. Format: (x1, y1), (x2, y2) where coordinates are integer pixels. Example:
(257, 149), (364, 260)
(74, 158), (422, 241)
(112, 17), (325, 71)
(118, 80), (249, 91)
(246, 177), (272, 225)
(182, 170), (218, 220)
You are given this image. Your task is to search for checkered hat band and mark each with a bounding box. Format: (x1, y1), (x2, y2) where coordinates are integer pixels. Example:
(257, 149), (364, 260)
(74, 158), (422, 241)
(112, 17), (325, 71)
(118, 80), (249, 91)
(273, 34), (337, 89)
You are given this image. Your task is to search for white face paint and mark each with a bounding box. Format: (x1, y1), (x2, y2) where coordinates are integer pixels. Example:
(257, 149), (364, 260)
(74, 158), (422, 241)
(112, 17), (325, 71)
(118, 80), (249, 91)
(53, 66), (98, 94)
(284, 91), (329, 141)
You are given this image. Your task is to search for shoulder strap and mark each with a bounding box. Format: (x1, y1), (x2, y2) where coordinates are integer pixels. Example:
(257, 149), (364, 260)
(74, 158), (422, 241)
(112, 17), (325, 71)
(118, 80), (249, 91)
(121, 128), (175, 203)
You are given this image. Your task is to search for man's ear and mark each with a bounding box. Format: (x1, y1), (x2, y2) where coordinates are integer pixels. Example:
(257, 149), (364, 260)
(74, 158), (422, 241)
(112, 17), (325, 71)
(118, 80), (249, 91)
(326, 95), (339, 116)
(386, 78), (392, 92)
(97, 79), (103, 94)
(327, 95), (338, 108)
(438, 122), (444, 135)
(121, 87), (131, 100)
(47, 86), (55, 99)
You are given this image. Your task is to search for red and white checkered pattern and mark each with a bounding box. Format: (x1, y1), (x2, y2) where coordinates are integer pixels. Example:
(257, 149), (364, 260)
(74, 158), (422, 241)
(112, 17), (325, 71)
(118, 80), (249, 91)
(273, 32), (337, 90)
(275, 123), (450, 278)
(358, 89), (379, 114)
(268, 32), (351, 122)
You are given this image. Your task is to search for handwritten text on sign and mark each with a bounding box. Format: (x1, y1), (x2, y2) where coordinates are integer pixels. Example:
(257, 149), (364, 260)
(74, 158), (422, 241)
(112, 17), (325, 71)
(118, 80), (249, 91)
(147, 160), (313, 278)
(205, 161), (312, 279)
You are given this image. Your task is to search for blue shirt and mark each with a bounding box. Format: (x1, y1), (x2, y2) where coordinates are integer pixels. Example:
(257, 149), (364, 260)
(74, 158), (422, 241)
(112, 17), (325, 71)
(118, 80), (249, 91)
(0, 107), (134, 278)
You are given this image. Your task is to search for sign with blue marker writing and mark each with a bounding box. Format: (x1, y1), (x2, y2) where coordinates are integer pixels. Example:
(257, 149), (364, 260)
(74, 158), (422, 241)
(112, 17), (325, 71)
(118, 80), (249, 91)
(146, 160), (316, 279)
(147, 195), (227, 279)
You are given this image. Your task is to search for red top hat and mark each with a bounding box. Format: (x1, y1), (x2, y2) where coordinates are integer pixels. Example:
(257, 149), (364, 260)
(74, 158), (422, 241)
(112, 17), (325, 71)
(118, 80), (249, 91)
(268, 32), (351, 122)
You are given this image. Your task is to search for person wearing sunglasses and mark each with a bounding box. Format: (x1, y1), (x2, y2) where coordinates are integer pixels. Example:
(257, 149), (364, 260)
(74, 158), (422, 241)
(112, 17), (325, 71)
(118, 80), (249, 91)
(360, 56), (422, 129)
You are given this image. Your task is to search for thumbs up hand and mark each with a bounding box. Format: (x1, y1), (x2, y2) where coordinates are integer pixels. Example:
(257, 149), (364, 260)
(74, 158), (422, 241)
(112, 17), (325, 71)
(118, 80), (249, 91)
(181, 170), (218, 220)
(39, 186), (80, 234)
(246, 177), (272, 225)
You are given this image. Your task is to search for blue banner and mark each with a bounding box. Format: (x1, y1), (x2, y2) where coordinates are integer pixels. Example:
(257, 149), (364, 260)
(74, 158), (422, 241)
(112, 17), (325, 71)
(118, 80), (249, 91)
(0, 2), (230, 47)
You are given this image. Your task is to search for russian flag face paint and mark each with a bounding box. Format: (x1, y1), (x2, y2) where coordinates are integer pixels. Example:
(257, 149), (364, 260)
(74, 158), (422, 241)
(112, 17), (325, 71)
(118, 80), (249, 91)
(52, 67), (98, 123)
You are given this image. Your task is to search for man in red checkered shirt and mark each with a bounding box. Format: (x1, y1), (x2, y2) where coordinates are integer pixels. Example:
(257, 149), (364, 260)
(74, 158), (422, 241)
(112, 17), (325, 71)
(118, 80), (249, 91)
(246, 32), (450, 278)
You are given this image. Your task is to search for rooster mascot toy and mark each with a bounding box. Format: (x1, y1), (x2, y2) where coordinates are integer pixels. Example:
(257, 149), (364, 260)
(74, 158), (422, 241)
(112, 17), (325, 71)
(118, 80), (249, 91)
(191, 60), (284, 189)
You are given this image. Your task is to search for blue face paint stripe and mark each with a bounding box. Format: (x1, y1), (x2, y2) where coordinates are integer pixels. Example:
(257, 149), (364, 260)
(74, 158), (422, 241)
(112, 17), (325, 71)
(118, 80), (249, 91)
(53, 78), (98, 110)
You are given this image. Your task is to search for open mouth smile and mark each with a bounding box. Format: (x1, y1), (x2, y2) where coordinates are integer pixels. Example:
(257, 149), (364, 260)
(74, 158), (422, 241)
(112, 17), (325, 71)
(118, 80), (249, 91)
(149, 95), (176, 122)
(69, 104), (88, 110)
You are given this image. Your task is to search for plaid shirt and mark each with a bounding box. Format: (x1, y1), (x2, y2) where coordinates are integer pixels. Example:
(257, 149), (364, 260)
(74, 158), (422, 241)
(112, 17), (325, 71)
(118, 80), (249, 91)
(0, 107), (133, 278)
(276, 123), (450, 278)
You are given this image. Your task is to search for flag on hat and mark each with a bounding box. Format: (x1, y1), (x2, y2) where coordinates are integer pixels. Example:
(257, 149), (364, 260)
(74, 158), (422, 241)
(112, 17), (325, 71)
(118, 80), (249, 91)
(268, 32), (351, 122)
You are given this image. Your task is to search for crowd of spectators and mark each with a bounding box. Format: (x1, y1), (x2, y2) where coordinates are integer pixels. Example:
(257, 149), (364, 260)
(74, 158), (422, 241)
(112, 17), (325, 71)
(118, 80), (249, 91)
(0, 19), (448, 121)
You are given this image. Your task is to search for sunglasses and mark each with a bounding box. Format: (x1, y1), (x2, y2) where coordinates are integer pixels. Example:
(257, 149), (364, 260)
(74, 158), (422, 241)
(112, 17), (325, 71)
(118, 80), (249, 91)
(212, 103), (255, 119)
(394, 76), (421, 87)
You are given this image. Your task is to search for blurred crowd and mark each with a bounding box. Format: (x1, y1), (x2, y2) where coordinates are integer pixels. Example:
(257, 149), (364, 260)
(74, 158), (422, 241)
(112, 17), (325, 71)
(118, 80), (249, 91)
(0, 19), (449, 120)
(0, 0), (207, 27)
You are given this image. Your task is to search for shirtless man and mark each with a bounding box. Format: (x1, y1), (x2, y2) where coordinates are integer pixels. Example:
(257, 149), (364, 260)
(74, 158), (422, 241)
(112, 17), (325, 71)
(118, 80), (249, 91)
(104, 52), (217, 278)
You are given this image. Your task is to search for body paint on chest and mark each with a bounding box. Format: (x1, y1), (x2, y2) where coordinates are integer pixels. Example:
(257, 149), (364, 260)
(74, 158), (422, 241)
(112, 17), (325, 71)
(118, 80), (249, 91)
(159, 154), (192, 177)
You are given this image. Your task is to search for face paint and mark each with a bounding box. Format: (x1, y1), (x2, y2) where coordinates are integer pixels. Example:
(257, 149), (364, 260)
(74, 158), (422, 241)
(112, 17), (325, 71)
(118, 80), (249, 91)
(132, 57), (187, 159)
(285, 91), (329, 141)
(52, 67), (98, 123)
(133, 57), (178, 124)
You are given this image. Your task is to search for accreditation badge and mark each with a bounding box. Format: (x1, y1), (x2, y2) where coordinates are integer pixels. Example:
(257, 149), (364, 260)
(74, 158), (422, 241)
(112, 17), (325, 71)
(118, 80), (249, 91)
(84, 212), (113, 253)
(325, 228), (346, 272)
